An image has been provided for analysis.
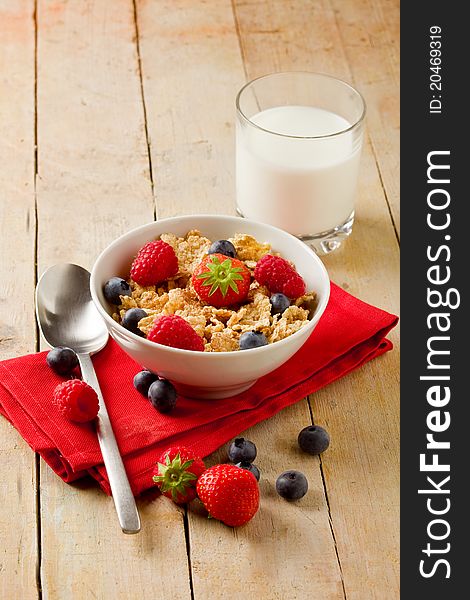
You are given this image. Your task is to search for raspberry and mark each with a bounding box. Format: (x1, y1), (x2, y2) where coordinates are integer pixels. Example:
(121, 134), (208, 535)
(147, 315), (205, 351)
(254, 254), (306, 298)
(130, 240), (178, 286)
(53, 379), (99, 422)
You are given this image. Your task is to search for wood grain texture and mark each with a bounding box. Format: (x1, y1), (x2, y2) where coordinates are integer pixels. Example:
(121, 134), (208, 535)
(35, 1), (191, 598)
(0, 1), (38, 598)
(329, 0), (400, 235)
(136, 0), (246, 216)
(136, 1), (350, 598)
(232, 0), (400, 598)
(0, 0), (400, 598)
(188, 407), (346, 600)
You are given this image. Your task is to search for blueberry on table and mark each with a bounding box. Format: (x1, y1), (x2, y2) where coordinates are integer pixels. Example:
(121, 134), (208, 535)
(298, 425), (330, 455)
(270, 293), (291, 316)
(148, 379), (177, 414)
(133, 370), (158, 396)
(208, 239), (237, 258)
(276, 470), (308, 500)
(228, 437), (257, 463)
(46, 346), (79, 375)
(103, 277), (132, 305)
(235, 461), (260, 481)
(122, 308), (147, 336)
(239, 331), (268, 350)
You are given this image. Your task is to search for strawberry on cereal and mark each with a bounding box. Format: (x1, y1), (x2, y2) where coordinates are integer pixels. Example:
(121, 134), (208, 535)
(106, 231), (316, 352)
(192, 253), (251, 308)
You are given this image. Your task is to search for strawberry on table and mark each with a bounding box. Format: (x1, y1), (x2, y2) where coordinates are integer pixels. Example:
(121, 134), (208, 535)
(192, 253), (251, 308)
(130, 240), (178, 286)
(254, 254), (306, 299)
(196, 463), (259, 527)
(153, 446), (206, 504)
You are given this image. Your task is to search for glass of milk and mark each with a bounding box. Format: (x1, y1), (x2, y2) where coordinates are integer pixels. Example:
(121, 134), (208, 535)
(236, 72), (366, 254)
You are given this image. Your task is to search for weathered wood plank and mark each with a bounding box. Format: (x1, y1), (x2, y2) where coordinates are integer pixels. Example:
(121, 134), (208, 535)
(1, 0), (400, 597)
(136, 0), (246, 216)
(35, 1), (191, 597)
(188, 407), (347, 599)
(329, 0), (400, 235)
(0, 1), (38, 598)
(232, 0), (400, 598)
(136, 1), (346, 597)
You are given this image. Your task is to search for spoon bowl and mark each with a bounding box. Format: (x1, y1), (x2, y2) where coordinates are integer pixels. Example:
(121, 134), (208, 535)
(36, 263), (108, 354)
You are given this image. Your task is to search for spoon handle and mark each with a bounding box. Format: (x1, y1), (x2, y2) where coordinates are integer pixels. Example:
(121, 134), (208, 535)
(78, 353), (141, 534)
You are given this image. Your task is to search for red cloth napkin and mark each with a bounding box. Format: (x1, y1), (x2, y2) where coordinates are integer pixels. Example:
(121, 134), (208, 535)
(0, 283), (397, 497)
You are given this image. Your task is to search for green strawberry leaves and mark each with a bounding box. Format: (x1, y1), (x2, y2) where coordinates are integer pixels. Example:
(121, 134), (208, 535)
(196, 255), (244, 297)
(152, 452), (198, 501)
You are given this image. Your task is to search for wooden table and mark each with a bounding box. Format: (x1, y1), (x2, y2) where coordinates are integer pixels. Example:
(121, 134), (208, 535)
(0, 1), (399, 598)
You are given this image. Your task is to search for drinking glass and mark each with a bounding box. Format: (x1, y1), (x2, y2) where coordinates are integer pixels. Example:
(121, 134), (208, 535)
(236, 72), (366, 254)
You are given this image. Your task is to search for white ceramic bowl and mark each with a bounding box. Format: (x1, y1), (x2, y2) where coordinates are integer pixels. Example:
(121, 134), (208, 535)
(90, 215), (330, 399)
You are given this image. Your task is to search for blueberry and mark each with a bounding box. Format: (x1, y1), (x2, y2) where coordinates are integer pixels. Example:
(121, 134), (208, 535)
(208, 240), (237, 258)
(228, 437), (257, 463)
(148, 379), (177, 414)
(276, 470), (308, 500)
(133, 370), (158, 396)
(298, 425), (330, 455)
(239, 331), (268, 350)
(270, 293), (290, 316)
(46, 347), (79, 375)
(122, 308), (147, 336)
(235, 461), (260, 481)
(103, 277), (132, 305)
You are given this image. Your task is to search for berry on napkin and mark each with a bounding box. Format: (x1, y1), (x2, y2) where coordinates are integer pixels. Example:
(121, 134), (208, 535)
(46, 346), (79, 376)
(53, 379), (99, 423)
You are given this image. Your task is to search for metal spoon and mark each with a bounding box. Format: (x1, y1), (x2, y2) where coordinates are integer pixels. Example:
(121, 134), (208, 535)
(36, 263), (141, 534)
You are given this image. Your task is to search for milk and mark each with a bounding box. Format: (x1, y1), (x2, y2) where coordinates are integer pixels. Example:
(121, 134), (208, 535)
(236, 105), (362, 237)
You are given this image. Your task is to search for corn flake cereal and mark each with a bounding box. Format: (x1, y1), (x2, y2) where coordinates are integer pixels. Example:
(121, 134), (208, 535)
(114, 229), (316, 351)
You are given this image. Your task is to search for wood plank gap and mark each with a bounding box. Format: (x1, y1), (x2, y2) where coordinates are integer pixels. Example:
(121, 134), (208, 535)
(231, 0), (263, 115)
(33, 0), (38, 176)
(230, 0), (249, 82)
(370, 144), (400, 246)
(132, 0), (157, 220)
(33, 0), (39, 296)
(33, 2), (42, 599)
(307, 398), (347, 600)
(319, 456), (347, 600)
(34, 453), (42, 600)
(183, 508), (196, 600)
(328, 0), (399, 242)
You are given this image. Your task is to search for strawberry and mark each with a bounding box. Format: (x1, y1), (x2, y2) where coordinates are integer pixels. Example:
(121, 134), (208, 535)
(53, 379), (99, 423)
(147, 314), (205, 351)
(196, 464), (259, 527)
(192, 253), (251, 308)
(130, 240), (178, 286)
(254, 254), (306, 298)
(153, 446), (206, 504)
